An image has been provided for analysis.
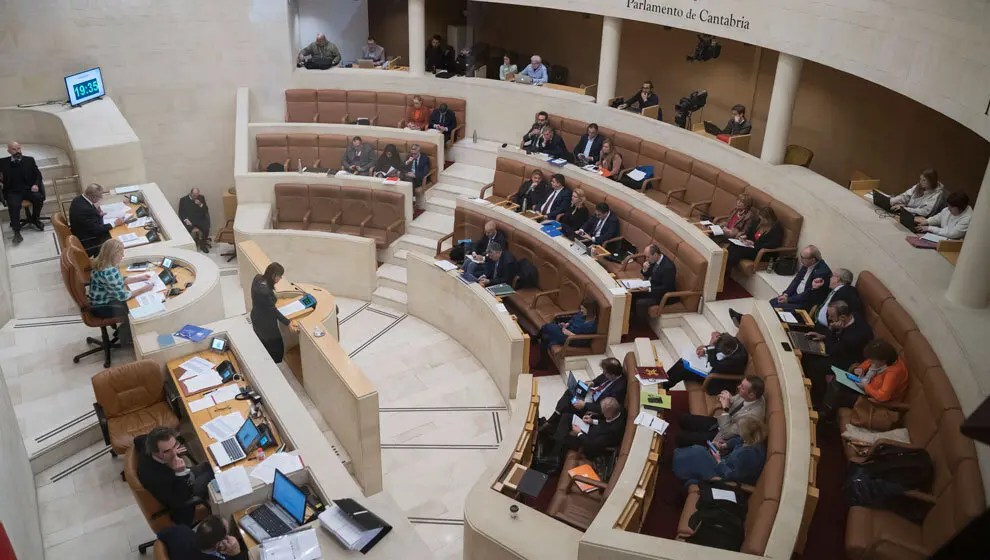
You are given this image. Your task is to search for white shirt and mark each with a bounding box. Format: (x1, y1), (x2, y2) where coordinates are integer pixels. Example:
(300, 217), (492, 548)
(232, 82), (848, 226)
(594, 212), (610, 237)
(926, 206), (972, 239)
(817, 286), (841, 325)
(582, 136), (596, 159)
(796, 264), (814, 294)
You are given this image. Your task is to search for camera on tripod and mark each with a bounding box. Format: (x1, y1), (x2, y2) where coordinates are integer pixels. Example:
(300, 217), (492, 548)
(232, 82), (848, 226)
(687, 34), (721, 62)
(674, 90), (708, 129)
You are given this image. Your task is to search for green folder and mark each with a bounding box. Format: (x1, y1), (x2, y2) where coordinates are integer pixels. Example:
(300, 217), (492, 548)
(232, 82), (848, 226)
(486, 283), (516, 297)
(641, 391), (672, 411)
(831, 366), (866, 395)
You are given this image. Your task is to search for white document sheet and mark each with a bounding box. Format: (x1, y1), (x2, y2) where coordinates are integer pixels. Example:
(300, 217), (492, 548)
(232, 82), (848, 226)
(710, 224), (724, 236)
(434, 259), (458, 272)
(210, 384), (241, 404)
(128, 216), (153, 228)
(201, 411), (244, 441)
(182, 371), (222, 394)
(921, 233), (948, 243)
(728, 238), (753, 247)
(128, 275), (167, 295)
(680, 345), (713, 375)
(626, 168), (647, 181)
(135, 292), (165, 307)
(777, 310), (798, 324)
(260, 528), (321, 560)
(101, 202), (130, 214)
(116, 232), (139, 243)
(114, 185), (141, 194)
(250, 452), (305, 485)
(126, 263), (150, 272)
(571, 415), (591, 434)
(711, 488), (738, 503)
(634, 411), (670, 435)
(582, 164), (598, 172)
(496, 303), (508, 313)
(122, 236), (149, 248)
(215, 466), (253, 501)
(619, 279), (651, 290)
(188, 394), (216, 413)
(277, 300), (306, 317)
(129, 301), (165, 320)
(699, 220), (714, 226)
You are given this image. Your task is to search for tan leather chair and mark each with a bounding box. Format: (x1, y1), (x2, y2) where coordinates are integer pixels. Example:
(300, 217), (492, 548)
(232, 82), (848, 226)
(123, 445), (209, 554)
(287, 133), (319, 170)
(60, 250), (121, 368)
(344, 90), (378, 124)
(92, 360), (179, 457)
(256, 133), (290, 171)
(376, 92), (407, 128)
(284, 89), (318, 122)
(66, 235), (93, 282)
(152, 540), (169, 559)
(52, 211), (71, 249)
(273, 183), (311, 229)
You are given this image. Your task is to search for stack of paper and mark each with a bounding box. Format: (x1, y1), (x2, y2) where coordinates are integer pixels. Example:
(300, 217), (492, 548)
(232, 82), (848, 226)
(626, 168), (647, 182)
(179, 357), (222, 393)
(130, 300), (165, 320)
(250, 452), (305, 484)
(619, 279), (651, 290)
(634, 411), (670, 435)
(118, 233), (149, 247)
(434, 260), (458, 272)
(680, 345), (712, 376)
(260, 528), (321, 560)
(127, 274), (167, 294)
(921, 232), (948, 243)
(777, 310), (798, 324)
(188, 385), (242, 412)
(215, 466), (253, 501)
(710, 224), (724, 236)
(179, 356), (216, 376)
(277, 299), (306, 317)
(202, 412), (244, 441)
(128, 216), (153, 228)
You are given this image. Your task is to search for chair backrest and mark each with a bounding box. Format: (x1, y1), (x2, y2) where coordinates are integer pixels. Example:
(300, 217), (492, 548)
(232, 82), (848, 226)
(66, 235), (93, 279)
(784, 145), (814, 167)
(287, 133), (318, 170)
(339, 186), (373, 227)
(274, 184), (310, 225)
(376, 92), (407, 128)
(345, 90), (378, 123)
(256, 133), (289, 171)
(52, 211), (71, 249)
(317, 134), (348, 169)
(60, 250), (89, 310)
(308, 184), (341, 225)
(123, 445), (175, 534)
(285, 89), (317, 123)
(316, 89), (347, 124)
(91, 360), (165, 418)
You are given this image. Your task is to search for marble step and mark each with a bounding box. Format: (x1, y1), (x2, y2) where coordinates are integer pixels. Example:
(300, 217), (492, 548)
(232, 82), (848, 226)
(376, 263), (408, 291)
(371, 286), (408, 313)
(682, 313), (717, 346)
(430, 182), (481, 201)
(440, 162), (495, 190)
(407, 210), (454, 240)
(29, 418), (103, 475)
(423, 195), (456, 216)
(448, 139), (501, 168)
(380, 248), (409, 267)
(704, 299), (753, 336)
(394, 233), (437, 257)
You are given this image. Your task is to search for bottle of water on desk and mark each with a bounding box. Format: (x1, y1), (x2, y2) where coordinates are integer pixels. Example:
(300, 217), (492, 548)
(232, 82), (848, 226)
(297, 158), (303, 174)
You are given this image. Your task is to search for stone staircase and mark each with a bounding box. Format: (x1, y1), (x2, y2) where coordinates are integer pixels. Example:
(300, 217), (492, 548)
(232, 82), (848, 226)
(372, 141), (497, 313)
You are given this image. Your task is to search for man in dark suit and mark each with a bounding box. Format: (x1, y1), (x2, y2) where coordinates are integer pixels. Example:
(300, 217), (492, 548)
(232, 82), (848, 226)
(429, 103), (457, 144)
(158, 515), (246, 560)
(772, 245), (831, 312)
(536, 174), (572, 220)
(521, 111), (550, 149)
(552, 396), (626, 460)
(720, 104), (753, 136)
(544, 357), (627, 428)
(576, 202), (620, 245)
(341, 136), (375, 175)
(813, 268), (863, 328)
(136, 427), (214, 527)
(403, 143), (432, 209)
(510, 169), (548, 212)
(662, 332), (749, 394)
(531, 127), (569, 161)
(0, 141), (46, 244)
(614, 81), (660, 114)
(572, 123), (604, 165)
(634, 243), (678, 320)
(803, 300), (874, 405)
(470, 242), (517, 287)
(70, 184), (123, 256)
(461, 220), (507, 277)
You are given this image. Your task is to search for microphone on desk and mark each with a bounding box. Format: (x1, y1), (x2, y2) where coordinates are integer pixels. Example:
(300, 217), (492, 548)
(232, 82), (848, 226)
(289, 281), (307, 295)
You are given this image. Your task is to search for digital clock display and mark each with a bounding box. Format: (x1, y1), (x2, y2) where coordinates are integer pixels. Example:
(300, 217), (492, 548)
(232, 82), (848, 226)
(65, 67), (106, 106)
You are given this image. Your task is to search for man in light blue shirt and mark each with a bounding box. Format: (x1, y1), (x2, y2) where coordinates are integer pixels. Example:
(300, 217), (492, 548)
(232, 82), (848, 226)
(519, 55), (548, 85)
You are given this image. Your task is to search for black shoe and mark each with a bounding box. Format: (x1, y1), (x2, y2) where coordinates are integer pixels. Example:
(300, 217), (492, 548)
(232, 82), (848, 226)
(728, 308), (742, 327)
(33, 220), (44, 231)
(12, 231), (23, 244)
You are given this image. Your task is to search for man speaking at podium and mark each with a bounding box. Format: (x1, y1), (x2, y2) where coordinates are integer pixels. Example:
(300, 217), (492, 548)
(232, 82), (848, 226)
(0, 141), (46, 244)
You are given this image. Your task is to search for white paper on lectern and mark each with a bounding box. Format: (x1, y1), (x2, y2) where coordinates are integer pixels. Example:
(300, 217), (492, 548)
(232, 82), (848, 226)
(277, 300), (306, 317)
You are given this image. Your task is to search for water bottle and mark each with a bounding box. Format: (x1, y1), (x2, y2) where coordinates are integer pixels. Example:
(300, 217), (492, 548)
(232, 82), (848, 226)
(472, 130), (478, 143)
(297, 158), (303, 174)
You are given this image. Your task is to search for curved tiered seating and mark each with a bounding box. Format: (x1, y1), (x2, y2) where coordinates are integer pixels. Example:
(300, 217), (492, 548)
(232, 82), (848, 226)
(836, 271), (984, 560)
(273, 183), (405, 249)
(284, 89), (466, 145)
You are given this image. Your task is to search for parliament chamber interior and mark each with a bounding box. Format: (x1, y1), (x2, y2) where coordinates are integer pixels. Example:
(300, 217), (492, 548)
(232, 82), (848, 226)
(0, 0), (989, 559)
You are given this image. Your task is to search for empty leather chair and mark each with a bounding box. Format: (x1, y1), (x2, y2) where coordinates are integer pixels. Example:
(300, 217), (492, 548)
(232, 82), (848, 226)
(273, 183), (311, 229)
(317, 134), (348, 170)
(308, 184), (341, 232)
(368, 190), (405, 248)
(344, 90), (378, 124)
(316, 89), (347, 124)
(336, 186), (373, 237)
(61, 250), (121, 368)
(784, 144), (814, 167)
(92, 360), (179, 457)
(256, 133), (289, 171)
(376, 92), (408, 128)
(284, 89), (318, 122)
(287, 133), (319, 170)
(52, 211), (71, 250)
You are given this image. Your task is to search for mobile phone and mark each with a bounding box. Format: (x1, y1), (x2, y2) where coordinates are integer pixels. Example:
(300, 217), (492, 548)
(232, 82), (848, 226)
(707, 441), (719, 455)
(781, 341), (792, 352)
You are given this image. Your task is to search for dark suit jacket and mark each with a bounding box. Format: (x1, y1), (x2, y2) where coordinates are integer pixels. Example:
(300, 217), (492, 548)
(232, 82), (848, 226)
(158, 525), (247, 560)
(783, 260), (832, 309)
(572, 134), (604, 163)
(405, 153), (431, 180)
(563, 412), (626, 459)
(511, 179), (548, 210)
(580, 211), (620, 245)
(429, 109), (457, 141)
(750, 222), (785, 252)
(134, 435), (199, 526)
(536, 187), (572, 219)
(178, 195), (210, 233)
(69, 194), (113, 254)
(534, 134), (570, 161)
(559, 205), (590, 232)
(0, 155), (45, 199)
(482, 250), (518, 285)
(722, 118), (753, 136)
(625, 92), (659, 110)
(832, 285), (864, 317)
(707, 342), (749, 376)
(642, 256), (678, 300)
(583, 373), (628, 414)
(474, 230), (507, 255)
(823, 318), (874, 370)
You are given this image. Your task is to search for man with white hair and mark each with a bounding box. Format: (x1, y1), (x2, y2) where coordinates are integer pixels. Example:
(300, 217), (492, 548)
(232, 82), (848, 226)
(812, 268), (863, 328)
(0, 141), (46, 244)
(70, 183), (123, 256)
(551, 396), (626, 461)
(518, 55), (548, 85)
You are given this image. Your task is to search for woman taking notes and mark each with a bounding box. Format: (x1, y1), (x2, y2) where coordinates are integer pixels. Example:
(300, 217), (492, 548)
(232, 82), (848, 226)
(89, 239), (154, 344)
(251, 262), (299, 363)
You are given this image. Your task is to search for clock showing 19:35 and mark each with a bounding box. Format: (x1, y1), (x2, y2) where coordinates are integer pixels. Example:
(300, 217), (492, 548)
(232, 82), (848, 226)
(73, 78), (100, 99)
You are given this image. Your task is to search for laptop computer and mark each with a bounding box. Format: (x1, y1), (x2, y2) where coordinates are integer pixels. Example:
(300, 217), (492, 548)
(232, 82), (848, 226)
(703, 121), (723, 136)
(899, 208), (917, 230)
(787, 332), (827, 356)
(357, 59), (375, 69)
(872, 190), (893, 211)
(208, 417), (261, 468)
(515, 74), (533, 85)
(238, 469), (308, 543)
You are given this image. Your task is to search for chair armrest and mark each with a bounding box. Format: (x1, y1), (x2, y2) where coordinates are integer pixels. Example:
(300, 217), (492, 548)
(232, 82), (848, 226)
(664, 188), (687, 204)
(331, 211), (342, 225)
(689, 200), (712, 213)
(562, 334), (607, 349)
(866, 535), (929, 560)
(531, 289), (560, 308)
(867, 398), (910, 411)
(435, 232), (454, 257)
(622, 252), (647, 270)
(640, 177), (661, 192)
(753, 246), (797, 268)
(425, 167), (439, 187)
(370, 114), (379, 125)
(902, 489), (937, 504)
(93, 402), (110, 447)
(657, 290), (701, 310)
(311, 114), (318, 123)
(359, 214), (372, 234)
(570, 475), (608, 491)
(385, 218), (404, 233)
(479, 181), (494, 198)
(450, 124), (466, 144)
(302, 209), (312, 226)
(608, 96), (623, 106)
(701, 372), (744, 390)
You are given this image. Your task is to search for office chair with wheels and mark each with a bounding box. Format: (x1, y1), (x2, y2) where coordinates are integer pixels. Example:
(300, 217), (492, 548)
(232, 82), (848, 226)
(92, 360), (180, 458)
(60, 250), (121, 368)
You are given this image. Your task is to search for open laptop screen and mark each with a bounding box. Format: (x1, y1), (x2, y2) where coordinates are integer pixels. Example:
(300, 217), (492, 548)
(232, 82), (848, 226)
(273, 469), (307, 524)
(235, 418), (260, 451)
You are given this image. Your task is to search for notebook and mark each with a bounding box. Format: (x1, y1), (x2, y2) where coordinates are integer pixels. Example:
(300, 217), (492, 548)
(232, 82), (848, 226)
(567, 464), (601, 493)
(318, 498), (392, 553)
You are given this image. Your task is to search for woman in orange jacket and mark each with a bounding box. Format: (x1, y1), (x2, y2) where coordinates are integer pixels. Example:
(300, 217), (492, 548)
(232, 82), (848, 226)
(820, 339), (908, 422)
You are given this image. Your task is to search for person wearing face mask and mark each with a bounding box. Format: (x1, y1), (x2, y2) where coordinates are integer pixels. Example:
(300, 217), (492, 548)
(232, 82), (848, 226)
(719, 104), (752, 137)
(429, 103), (457, 144)
(802, 300), (874, 405)
(70, 183), (123, 256)
(158, 515), (246, 560)
(914, 191), (972, 239)
(0, 141), (46, 244)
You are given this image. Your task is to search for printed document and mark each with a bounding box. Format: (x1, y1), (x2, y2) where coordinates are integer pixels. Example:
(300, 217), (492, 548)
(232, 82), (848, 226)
(680, 345), (713, 375)
(215, 466), (252, 501)
(201, 412), (244, 441)
(777, 310), (798, 324)
(626, 168), (647, 181)
(277, 300), (306, 317)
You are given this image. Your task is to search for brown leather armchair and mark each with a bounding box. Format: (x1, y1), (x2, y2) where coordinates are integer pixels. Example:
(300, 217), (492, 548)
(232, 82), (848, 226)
(52, 211), (71, 250)
(60, 250), (121, 368)
(92, 360), (180, 457)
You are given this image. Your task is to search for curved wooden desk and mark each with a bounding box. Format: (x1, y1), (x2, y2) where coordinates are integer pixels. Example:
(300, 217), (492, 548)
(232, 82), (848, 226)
(102, 183), (195, 252)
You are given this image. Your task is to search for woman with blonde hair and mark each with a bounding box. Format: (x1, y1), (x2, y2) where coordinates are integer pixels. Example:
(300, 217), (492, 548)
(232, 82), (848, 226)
(598, 138), (623, 180)
(404, 95), (429, 130)
(672, 416), (767, 485)
(558, 187), (590, 233)
(88, 239), (153, 343)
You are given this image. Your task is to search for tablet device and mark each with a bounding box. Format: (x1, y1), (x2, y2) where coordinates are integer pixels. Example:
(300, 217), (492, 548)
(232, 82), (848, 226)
(300, 294), (317, 308)
(129, 194), (142, 204)
(161, 257), (173, 270)
(210, 337), (227, 352)
(158, 268), (177, 286)
(216, 359), (235, 383)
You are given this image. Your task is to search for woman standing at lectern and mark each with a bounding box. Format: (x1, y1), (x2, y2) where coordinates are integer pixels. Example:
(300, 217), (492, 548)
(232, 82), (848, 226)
(251, 262), (299, 363)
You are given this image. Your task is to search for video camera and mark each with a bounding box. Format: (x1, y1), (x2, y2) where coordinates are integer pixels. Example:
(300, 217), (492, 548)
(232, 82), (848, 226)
(674, 90), (709, 129)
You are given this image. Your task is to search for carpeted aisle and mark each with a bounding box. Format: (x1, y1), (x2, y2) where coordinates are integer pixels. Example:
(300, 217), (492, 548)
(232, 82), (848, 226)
(799, 425), (849, 559)
(639, 389), (690, 539)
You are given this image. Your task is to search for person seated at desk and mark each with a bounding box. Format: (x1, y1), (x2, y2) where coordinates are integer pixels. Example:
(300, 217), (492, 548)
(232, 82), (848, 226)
(717, 104), (753, 137)
(573, 123), (604, 165)
(890, 168), (944, 217)
(724, 207), (783, 296)
(802, 300), (874, 406)
(460, 220), (507, 277)
(297, 33), (341, 68)
(90, 239), (153, 345)
(404, 95), (430, 131)
(426, 34), (452, 73)
(662, 332), (748, 394)
(521, 111), (550, 150)
(0, 140), (46, 244)
(454, 47), (475, 76)
(613, 81), (659, 115)
(914, 191), (972, 239)
(499, 55), (518, 81)
(429, 103), (457, 144)
(531, 127), (569, 161)
(820, 339), (907, 423)
(632, 243), (677, 321)
(675, 375), (766, 448)
(251, 262), (300, 364)
(373, 144), (403, 178)
(403, 143), (431, 210)
(158, 515), (246, 560)
(771, 244), (831, 312)
(70, 183), (124, 256)
(535, 173), (572, 221)
(462, 241), (517, 287)
(813, 268), (863, 328)
(542, 357), (626, 432)
(673, 417), (767, 486)
(518, 55), (549, 85)
(557, 188), (590, 234)
(179, 187), (211, 253)
(598, 138), (623, 179)
(510, 169), (549, 212)
(537, 298), (599, 367)
(716, 193), (756, 239)
(361, 36), (385, 66)
(340, 136), (375, 175)
(550, 397), (625, 467)
(136, 427), (215, 527)
(575, 202), (619, 245)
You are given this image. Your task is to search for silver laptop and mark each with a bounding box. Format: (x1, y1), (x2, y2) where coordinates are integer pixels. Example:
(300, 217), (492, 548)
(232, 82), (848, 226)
(208, 417), (260, 468)
(239, 469), (308, 542)
(515, 74), (533, 85)
(357, 59), (375, 69)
